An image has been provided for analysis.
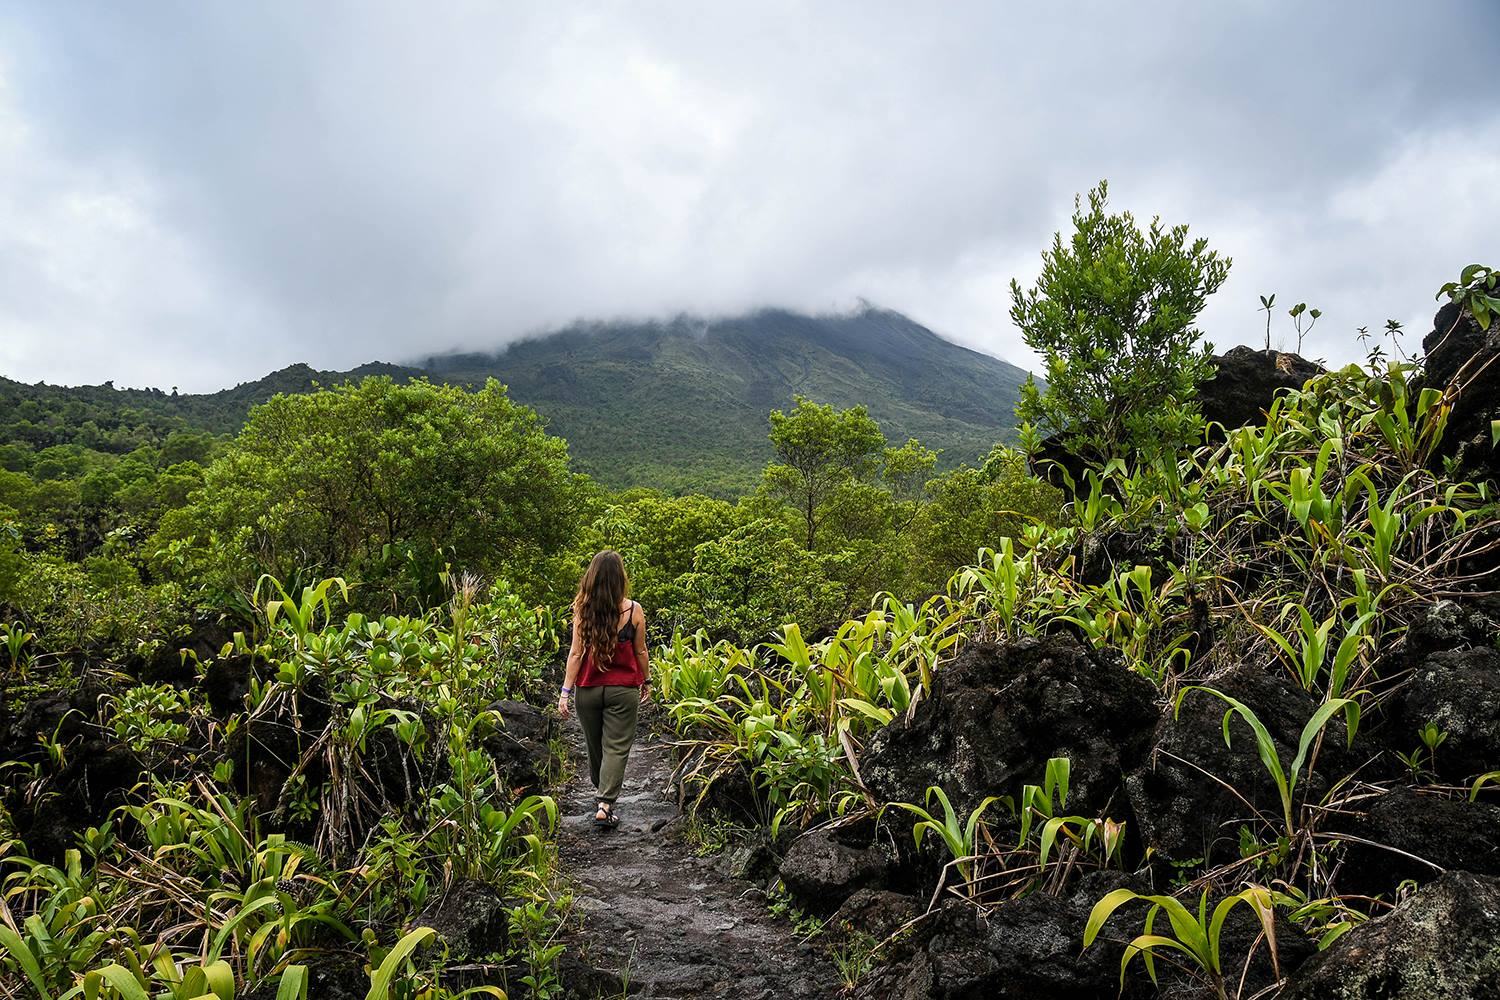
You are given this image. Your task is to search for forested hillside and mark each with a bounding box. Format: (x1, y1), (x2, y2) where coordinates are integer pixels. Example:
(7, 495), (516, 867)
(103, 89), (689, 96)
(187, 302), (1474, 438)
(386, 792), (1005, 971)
(1, 306), (1027, 496)
(419, 306), (1028, 493)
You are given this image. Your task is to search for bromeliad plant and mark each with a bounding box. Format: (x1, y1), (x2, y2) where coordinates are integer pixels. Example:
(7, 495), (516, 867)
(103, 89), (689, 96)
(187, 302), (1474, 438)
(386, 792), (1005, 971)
(1174, 686), (1357, 845)
(1083, 884), (1279, 1000)
(887, 786), (1005, 894)
(661, 596), (966, 830)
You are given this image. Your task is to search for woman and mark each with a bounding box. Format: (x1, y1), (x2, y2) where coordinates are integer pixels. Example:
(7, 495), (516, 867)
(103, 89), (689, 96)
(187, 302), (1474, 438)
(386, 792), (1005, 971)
(558, 550), (651, 829)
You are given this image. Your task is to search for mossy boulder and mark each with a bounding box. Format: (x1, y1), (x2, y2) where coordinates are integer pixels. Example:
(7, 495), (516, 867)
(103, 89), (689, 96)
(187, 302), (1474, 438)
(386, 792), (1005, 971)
(1283, 870), (1500, 1000)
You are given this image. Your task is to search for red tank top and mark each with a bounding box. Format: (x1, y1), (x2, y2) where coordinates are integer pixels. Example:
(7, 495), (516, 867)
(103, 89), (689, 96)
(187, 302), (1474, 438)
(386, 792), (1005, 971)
(579, 601), (645, 687)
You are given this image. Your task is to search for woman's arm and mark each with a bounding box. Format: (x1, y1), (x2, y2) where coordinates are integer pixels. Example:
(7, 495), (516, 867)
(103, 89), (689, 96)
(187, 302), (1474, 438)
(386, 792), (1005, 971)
(559, 613), (583, 719)
(634, 603), (652, 703)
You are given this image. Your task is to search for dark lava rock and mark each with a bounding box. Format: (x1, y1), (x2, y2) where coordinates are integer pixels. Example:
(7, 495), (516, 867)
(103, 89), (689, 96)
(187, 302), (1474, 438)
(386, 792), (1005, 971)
(1283, 870), (1500, 1000)
(854, 874), (1155, 1000)
(297, 954), (367, 1000)
(489, 699), (551, 743)
(1419, 299), (1500, 484)
(134, 618), (235, 685)
(1336, 786), (1500, 897)
(4, 690), (79, 761)
(202, 654), (268, 716)
(1199, 346), (1323, 433)
(827, 888), (920, 947)
(778, 827), (897, 912)
(1400, 597), (1500, 667)
(3, 670), (120, 760)
(412, 879), (508, 959)
(721, 830), (784, 885)
(480, 700), (557, 794)
(16, 738), (145, 863)
(1125, 659), (1354, 865)
(966, 890), (1127, 999)
(557, 954), (627, 999)
(863, 638), (1159, 821)
(1389, 645), (1500, 782)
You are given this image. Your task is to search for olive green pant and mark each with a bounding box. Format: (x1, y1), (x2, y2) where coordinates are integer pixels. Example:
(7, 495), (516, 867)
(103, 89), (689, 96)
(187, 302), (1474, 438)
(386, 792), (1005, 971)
(575, 685), (640, 804)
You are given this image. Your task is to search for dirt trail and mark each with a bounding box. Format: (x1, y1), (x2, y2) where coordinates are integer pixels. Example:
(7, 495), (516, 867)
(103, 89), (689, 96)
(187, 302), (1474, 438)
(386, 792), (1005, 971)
(557, 710), (836, 999)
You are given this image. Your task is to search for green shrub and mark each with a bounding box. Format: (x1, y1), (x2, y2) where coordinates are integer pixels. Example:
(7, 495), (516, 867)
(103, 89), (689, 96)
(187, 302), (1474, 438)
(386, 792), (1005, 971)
(1010, 180), (1229, 467)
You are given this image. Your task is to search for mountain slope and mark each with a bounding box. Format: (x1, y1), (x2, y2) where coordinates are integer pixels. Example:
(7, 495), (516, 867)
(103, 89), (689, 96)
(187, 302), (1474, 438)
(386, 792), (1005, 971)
(0, 361), (425, 450)
(1, 308), (1028, 495)
(417, 306), (1028, 493)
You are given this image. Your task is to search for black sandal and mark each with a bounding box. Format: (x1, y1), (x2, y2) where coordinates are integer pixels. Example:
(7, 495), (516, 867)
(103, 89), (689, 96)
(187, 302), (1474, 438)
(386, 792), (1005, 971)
(593, 804), (619, 830)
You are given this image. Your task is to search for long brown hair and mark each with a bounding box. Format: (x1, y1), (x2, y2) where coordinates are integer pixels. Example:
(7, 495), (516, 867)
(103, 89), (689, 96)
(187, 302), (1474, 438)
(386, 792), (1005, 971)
(574, 550), (630, 667)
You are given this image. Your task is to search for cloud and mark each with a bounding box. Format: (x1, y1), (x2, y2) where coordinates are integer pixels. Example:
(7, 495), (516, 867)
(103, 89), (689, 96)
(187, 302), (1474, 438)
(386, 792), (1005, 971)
(0, 1), (1496, 390)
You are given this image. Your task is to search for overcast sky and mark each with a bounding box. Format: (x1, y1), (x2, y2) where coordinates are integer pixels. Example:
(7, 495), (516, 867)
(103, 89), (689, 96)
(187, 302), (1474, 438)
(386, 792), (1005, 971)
(1, 2), (1496, 391)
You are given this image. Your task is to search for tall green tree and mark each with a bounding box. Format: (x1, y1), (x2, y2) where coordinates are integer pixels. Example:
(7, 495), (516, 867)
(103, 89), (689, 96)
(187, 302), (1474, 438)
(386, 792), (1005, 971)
(763, 396), (888, 549)
(674, 518), (849, 641)
(1011, 181), (1230, 467)
(156, 377), (588, 606)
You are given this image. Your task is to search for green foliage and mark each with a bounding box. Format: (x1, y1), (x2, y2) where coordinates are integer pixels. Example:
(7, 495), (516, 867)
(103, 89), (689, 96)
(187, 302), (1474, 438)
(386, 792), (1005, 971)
(5, 552), (186, 656)
(673, 518), (850, 641)
(76, 957), (276, 1000)
(155, 377), (589, 609)
(1269, 885), (1368, 951)
(887, 786), (1004, 891)
(764, 395), (892, 549)
(831, 930), (880, 990)
(1083, 884), (1277, 999)
(1470, 771), (1500, 802)
(1436, 262), (1499, 331)
(4, 255), (1496, 997)
(660, 596), (963, 830)
(507, 899), (565, 998)
(899, 447), (1062, 596)
(1395, 722), (1448, 783)
(1011, 180), (1229, 465)
(1176, 687), (1356, 842)
(569, 491), (749, 633)
(0, 580), (562, 998)
(102, 683), (197, 754)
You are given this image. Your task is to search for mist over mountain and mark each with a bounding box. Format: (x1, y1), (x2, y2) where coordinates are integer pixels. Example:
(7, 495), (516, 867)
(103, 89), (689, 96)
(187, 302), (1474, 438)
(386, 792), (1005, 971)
(417, 306), (1028, 493)
(2, 306), (1028, 494)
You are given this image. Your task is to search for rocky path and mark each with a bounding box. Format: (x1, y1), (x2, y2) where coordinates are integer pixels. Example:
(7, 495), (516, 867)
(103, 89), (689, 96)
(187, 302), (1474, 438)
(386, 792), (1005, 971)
(556, 709), (836, 999)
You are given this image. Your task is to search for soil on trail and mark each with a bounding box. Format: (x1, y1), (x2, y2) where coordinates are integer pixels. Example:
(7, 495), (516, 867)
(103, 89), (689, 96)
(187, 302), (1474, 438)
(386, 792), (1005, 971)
(557, 709), (836, 999)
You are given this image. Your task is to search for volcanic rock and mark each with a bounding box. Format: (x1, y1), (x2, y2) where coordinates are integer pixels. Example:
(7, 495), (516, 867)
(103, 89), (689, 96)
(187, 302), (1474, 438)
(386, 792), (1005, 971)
(1420, 299), (1500, 484)
(481, 699), (558, 794)
(1337, 786), (1500, 897)
(412, 879), (509, 958)
(1282, 870), (1500, 999)
(778, 827), (898, 912)
(1199, 346), (1323, 432)
(863, 638), (1159, 821)
(1389, 645), (1500, 783)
